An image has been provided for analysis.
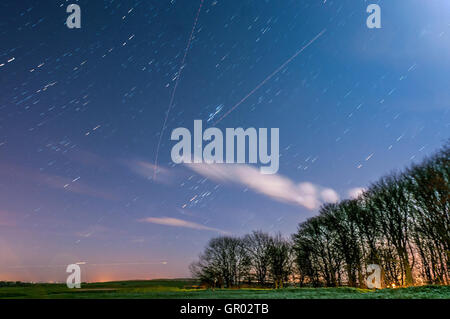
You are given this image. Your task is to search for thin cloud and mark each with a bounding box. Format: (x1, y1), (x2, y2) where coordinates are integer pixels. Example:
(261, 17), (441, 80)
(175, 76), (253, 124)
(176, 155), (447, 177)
(0, 162), (116, 200)
(320, 188), (340, 203)
(139, 217), (229, 234)
(75, 225), (110, 239)
(348, 187), (366, 199)
(125, 160), (173, 185)
(67, 149), (110, 169)
(185, 163), (339, 210)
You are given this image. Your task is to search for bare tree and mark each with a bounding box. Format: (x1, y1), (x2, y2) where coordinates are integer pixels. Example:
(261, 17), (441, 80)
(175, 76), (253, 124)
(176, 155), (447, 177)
(267, 233), (293, 289)
(405, 143), (449, 284)
(190, 236), (251, 288)
(321, 201), (363, 287)
(366, 175), (414, 286)
(243, 231), (272, 286)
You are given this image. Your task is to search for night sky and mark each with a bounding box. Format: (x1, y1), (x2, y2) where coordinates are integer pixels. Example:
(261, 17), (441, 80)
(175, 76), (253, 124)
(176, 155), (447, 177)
(0, 0), (449, 282)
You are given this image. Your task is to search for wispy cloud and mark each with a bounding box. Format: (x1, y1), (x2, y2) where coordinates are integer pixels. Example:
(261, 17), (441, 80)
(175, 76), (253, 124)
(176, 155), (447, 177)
(75, 225), (110, 239)
(125, 160), (174, 185)
(67, 149), (110, 169)
(320, 188), (340, 203)
(348, 187), (366, 199)
(0, 162), (116, 200)
(139, 217), (229, 234)
(185, 163), (339, 210)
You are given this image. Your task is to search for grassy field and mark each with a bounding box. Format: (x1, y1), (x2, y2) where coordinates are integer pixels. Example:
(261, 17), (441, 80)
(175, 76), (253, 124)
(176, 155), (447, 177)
(0, 280), (449, 299)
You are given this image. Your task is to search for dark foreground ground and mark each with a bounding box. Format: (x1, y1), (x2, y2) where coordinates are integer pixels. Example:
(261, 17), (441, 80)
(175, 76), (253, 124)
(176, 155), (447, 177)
(0, 280), (449, 299)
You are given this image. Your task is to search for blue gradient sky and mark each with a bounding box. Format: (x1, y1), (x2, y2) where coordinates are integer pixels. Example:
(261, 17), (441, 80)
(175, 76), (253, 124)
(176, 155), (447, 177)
(0, 0), (449, 282)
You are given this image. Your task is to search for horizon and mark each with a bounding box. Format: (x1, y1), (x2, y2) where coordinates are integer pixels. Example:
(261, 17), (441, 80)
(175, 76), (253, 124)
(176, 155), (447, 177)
(1, 277), (196, 284)
(1, 0), (449, 283)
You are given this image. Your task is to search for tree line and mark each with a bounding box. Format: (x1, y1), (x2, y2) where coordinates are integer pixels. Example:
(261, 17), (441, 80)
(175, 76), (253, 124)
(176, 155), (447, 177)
(190, 142), (449, 288)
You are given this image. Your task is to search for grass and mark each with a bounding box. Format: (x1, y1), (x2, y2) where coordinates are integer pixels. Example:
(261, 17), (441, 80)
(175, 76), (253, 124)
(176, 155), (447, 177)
(0, 280), (449, 299)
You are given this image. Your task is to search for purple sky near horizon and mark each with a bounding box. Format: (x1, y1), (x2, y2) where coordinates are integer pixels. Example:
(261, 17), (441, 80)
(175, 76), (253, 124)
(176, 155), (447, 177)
(0, 0), (449, 282)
